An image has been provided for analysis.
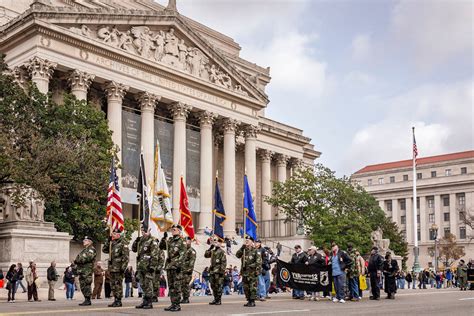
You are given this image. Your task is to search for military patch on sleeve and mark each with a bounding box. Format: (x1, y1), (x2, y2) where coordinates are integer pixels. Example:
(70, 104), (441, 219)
(89, 249), (94, 253)
(144, 246), (148, 251)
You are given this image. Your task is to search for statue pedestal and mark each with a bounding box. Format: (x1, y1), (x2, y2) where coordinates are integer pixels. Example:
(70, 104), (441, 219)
(0, 220), (72, 286)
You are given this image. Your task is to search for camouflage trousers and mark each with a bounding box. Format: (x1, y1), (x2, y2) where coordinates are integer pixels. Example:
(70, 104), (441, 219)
(152, 270), (162, 298)
(167, 269), (182, 305)
(110, 272), (124, 299)
(79, 273), (93, 298)
(243, 275), (258, 301)
(181, 273), (193, 299)
(137, 270), (154, 299)
(209, 273), (224, 299)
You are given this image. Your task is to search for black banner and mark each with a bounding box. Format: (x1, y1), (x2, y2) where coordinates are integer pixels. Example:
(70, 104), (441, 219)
(276, 259), (332, 292)
(468, 269), (474, 282)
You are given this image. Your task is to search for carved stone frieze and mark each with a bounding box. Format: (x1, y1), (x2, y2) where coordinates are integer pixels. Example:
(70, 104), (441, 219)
(67, 24), (250, 96)
(136, 91), (161, 112)
(68, 69), (95, 91)
(104, 81), (129, 100)
(169, 102), (191, 120)
(25, 56), (57, 79)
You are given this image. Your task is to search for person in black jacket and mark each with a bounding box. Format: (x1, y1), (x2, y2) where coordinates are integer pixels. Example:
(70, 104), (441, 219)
(47, 261), (59, 301)
(383, 252), (399, 299)
(291, 245), (308, 299)
(124, 266), (134, 298)
(368, 246), (384, 300)
(6, 264), (19, 302)
(305, 246), (324, 301)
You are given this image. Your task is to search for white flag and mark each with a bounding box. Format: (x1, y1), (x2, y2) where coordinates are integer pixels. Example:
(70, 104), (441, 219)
(151, 140), (174, 232)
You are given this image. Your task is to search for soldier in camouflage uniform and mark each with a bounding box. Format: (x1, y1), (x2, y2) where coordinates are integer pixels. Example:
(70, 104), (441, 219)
(204, 238), (227, 305)
(102, 229), (129, 307)
(346, 244), (359, 301)
(74, 236), (97, 306)
(151, 246), (166, 303)
(181, 236), (196, 304)
(160, 224), (186, 312)
(236, 236), (261, 307)
(132, 227), (160, 309)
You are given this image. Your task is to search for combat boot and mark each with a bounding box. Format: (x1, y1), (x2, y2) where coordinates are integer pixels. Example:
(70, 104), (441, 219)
(143, 298), (153, 309)
(209, 299), (217, 305)
(244, 300), (251, 307)
(152, 296), (159, 302)
(169, 304), (181, 312)
(164, 304), (175, 311)
(79, 297), (91, 306)
(181, 297), (190, 304)
(109, 298), (122, 307)
(248, 300), (256, 307)
(215, 297), (222, 305)
(135, 299), (146, 309)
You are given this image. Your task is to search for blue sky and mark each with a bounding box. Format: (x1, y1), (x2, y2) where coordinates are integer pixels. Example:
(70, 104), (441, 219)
(156, 0), (473, 176)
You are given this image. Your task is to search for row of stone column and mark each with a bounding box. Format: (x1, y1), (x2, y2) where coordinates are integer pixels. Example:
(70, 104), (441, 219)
(15, 56), (300, 236)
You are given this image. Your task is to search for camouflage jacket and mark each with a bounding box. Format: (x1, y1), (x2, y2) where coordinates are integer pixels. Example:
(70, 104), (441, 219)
(204, 246), (227, 275)
(159, 235), (186, 270)
(74, 245), (97, 275)
(182, 245), (197, 274)
(346, 250), (358, 277)
(132, 235), (160, 273)
(236, 245), (261, 276)
(457, 264), (467, 278)
(103, 236), (130, 273)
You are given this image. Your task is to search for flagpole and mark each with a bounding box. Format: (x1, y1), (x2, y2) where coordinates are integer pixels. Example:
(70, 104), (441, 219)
(212, 174), (217, 238)
(412, 127), (420, 273)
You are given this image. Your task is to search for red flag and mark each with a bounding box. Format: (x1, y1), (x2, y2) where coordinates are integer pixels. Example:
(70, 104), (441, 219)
(179, 176), (195, 240)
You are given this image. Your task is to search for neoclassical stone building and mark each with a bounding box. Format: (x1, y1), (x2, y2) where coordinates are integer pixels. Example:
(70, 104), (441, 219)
(0, 0), (319, 239)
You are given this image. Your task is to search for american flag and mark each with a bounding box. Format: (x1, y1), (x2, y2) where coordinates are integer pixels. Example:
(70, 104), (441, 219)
(413, 128), (418, 164)
(107, 158), (124, 231)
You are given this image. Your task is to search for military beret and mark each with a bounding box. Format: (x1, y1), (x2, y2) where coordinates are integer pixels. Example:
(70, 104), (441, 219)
(255, 239), (262, 243)
(245, 236), (254, 242)
(83, 236), (92, 242)
(171, 224), (182, 230)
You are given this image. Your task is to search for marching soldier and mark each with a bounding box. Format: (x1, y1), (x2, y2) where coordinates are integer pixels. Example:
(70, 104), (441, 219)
(236, 236), (261, 307)
(457, 259), (468, 291)
(160, 224), (186, 312)
(103, 229), (129, 307)
(132, 227), (160, 309)
(181, 236), (196, 304)
(204, 237), (227, 305)
(74, 236), (97, 306)
(152, 245), (166, 303)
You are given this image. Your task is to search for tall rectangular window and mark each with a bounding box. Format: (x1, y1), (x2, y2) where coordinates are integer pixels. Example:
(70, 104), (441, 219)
(444, 227), (450, 237)
(400, 215), (406, 224)
(390, 176), (395, 183)
(368, 179), (372, 186)
(458, 194), (465, 206)
(460, 227), (466, 239)
(429, 229), (436, 240)
(444, 212), (450, 222)
(417, 173), (422, 180)
(431, 171), (437, 178)
(378, 178), (384, 185)
(400, 199), (406, 210)
(417, 197), (420, 209)
(403, 174), (409, 181)
(461, 167), (467, 174)
(428, 213), (435, 223)
(417, 230), (421, 241)
(459, 211), (465, 221)
(445, 169), (451, 176)
(443, 196), (450, 207)
(427, 197), (434, 209)
(386, 200), (393, 212)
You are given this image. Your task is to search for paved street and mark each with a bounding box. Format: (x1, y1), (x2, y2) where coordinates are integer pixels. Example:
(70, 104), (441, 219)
(0, 288), (472, 316)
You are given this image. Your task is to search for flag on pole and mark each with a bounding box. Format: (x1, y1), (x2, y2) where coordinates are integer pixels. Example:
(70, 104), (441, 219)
(413, 128), (418, 165)
(244, 175), (258, 240)
(213, 178), (226, 241)
(137, 153), (151, 232)
(151, 141), (174, 232)
(106, 157), (124, 232)
(179, 176), (195, 240)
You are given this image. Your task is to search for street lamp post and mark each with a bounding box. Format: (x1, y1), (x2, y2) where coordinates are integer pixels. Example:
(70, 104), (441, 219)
(296, 200), (308, 235)
(431, 223), (439, 272)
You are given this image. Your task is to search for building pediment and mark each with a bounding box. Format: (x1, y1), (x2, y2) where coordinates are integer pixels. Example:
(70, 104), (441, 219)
(1, 1), (269, 106)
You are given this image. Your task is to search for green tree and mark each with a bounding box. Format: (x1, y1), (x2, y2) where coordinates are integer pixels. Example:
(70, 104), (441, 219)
(266, 164), (408, 260)
(0, 55), (115, 242)
(438, 233), (465, 267)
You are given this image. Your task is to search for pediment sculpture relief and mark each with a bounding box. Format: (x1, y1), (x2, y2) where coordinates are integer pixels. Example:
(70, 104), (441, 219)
(69, 25), (249, 97)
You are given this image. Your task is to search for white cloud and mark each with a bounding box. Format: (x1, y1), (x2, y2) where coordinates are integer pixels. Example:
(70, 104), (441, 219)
(390, 0), (473, 70)
(344, 71), (375, 86)
(351, 34), (371, 61)
(344, 80), (473, 174)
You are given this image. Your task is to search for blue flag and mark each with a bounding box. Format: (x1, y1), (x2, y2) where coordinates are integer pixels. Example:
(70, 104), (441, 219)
(244, 175), (258, 240)
(213, 178), (226, 241)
